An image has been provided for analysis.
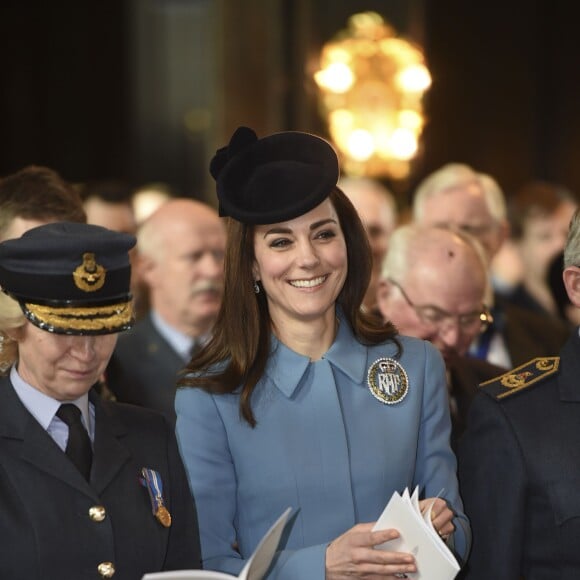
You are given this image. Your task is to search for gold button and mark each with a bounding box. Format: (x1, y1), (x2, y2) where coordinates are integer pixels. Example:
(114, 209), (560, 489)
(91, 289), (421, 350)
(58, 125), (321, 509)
(97, 561), (115, 578)
(89, 505), (106, 522)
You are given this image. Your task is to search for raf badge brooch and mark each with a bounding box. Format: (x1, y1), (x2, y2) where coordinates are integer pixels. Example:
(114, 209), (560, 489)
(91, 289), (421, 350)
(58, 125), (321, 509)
(367, 357), (409, 404)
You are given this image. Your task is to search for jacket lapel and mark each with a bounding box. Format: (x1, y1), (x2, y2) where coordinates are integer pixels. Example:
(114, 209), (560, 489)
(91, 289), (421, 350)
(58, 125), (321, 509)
(0, 377), (96, 496)
(90, 392), (133, 495)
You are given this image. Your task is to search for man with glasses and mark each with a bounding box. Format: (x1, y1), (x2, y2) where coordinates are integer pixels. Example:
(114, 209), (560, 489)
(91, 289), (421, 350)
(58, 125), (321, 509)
(377, 224), (505, 447)
(458, 208), (580, 578)
(412, 163), (568, 368)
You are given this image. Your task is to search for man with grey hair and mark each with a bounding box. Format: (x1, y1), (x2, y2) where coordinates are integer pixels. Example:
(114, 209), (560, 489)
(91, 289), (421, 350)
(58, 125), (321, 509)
(377, 224), (504, 446)
(339, 176), (397, 314)
(413, 163), (568, 368)
(413, 163), (509, 259)
(458, 208), (580, 578)
(106, 198), (226, 422)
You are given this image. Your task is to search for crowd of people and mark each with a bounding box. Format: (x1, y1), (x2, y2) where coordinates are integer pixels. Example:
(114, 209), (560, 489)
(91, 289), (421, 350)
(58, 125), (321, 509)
(0, 126), (579, 579)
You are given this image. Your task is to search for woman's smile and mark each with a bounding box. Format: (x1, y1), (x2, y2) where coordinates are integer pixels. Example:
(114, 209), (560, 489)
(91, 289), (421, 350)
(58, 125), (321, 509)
(288, 275), (328, 289)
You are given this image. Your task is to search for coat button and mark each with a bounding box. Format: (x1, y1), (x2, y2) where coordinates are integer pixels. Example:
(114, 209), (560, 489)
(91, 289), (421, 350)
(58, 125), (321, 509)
(97, 561), (115, 578)
(89, 505), (106, 522)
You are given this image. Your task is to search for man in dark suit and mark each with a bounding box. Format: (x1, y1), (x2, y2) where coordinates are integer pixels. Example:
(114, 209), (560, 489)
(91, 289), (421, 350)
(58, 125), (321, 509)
(0, 222), (201, 579)
(106, 198), (226, 422)
(377, 224), (505, 448)
(458, 208), (580, 578)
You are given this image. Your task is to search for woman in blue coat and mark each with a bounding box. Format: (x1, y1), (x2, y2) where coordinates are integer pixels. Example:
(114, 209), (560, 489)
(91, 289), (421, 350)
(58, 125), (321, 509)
(176, 127), (470, 579)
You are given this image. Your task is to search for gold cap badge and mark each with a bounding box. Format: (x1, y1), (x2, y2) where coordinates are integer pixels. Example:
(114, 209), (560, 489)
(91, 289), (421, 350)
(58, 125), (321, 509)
(73, 252), (106, 292)
(367, 357), (409, 404)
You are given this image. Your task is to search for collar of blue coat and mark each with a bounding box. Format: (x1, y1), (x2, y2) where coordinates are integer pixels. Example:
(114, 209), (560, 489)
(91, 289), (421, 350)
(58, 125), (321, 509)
(264, 310), (380, 398)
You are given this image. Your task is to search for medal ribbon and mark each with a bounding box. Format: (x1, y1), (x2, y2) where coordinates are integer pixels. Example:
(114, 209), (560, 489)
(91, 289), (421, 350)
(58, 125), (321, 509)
(140, 467), (166, 515)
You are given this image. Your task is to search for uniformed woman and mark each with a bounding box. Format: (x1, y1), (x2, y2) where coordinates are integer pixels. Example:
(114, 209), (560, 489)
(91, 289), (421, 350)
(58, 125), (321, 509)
(175, 127), (470, 579)
(0, 222), (201, 580)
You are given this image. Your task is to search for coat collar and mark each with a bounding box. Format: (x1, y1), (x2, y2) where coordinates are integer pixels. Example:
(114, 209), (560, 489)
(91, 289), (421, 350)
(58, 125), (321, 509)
(264, 312), (369, 398)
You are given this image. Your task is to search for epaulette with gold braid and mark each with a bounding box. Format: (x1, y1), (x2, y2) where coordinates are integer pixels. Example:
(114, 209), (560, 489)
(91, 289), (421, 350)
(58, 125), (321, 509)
(480, 357), (560, 400)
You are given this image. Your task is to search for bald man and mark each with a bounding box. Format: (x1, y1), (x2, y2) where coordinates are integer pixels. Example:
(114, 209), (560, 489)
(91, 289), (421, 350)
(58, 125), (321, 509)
(106, 199), (226, 422)
(413, 163), (568, 369)
(377, 224), (505, 446)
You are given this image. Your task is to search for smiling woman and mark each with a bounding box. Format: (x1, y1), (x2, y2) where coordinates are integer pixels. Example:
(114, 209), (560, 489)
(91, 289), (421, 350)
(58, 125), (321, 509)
(176, 127), (471, 580)
(252, 200), (348, 358)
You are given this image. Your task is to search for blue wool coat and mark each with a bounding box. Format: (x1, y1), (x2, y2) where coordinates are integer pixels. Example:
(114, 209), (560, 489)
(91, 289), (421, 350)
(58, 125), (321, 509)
(176, 320), (470, 579)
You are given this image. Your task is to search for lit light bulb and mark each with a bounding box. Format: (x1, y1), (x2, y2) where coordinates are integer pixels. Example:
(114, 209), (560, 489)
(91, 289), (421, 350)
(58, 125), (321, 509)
(396, 64), (431, 93)
(314, 62), (355, 93)
(347, 130), (375, 161)
(390, 128), (418, 160)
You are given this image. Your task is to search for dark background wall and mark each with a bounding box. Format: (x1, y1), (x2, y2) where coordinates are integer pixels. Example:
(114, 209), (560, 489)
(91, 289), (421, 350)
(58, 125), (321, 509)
(1, 0), (579, 205)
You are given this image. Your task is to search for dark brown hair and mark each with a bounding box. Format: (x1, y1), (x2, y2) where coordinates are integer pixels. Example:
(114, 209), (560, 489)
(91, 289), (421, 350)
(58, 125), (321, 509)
(0, 166), (86, 237)
(179, 187), (397, 426)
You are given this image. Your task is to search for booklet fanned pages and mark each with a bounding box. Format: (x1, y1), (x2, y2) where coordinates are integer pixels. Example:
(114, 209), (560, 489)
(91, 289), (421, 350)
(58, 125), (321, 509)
(141, 508), (291, 580)
(372, 487), (460, 580)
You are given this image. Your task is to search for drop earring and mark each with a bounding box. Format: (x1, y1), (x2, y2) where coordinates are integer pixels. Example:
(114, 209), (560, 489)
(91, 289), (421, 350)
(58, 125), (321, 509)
(253, 281), (260, 294)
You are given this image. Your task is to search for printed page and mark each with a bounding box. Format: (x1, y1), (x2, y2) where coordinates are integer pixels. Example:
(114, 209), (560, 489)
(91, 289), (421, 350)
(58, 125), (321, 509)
(142, 570), (235, 580)
(373, 490), (460, 580)
(142, 508), (292, 580)
(240, 508), (292, 580)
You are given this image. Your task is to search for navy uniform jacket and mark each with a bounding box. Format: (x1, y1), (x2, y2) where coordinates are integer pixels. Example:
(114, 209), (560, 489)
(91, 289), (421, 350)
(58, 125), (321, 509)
(176, 319), (470, 579)
(107, 314), (185, 424)
(458, 331), (580, 579)
(0, 377), (201, 580)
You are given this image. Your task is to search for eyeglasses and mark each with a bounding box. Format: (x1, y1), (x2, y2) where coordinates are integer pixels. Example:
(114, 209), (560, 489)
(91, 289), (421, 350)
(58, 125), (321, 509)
(388, 278), (493, 334)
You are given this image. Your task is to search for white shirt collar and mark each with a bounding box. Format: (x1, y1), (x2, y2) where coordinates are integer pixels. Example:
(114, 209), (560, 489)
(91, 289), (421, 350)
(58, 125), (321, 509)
(10, 365), (91, 432)
(151, 309), (206, 362)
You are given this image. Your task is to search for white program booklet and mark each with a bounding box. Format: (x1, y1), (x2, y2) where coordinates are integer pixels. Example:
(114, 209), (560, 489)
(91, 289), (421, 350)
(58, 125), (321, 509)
(142, 508), (291, 580)
(372, 487), (460, 580)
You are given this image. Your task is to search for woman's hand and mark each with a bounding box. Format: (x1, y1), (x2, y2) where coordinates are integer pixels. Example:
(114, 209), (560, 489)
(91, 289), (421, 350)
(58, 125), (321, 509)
(420, 497), (455, 540)
(326, 522), (416, 579)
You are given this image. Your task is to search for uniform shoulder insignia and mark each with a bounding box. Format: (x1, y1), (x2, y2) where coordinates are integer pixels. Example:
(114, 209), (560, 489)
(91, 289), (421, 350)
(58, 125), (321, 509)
(480, 357), (560, 400)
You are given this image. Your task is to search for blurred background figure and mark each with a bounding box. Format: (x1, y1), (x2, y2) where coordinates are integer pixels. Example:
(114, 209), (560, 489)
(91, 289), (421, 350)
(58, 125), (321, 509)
(106, 198), (226, 423)
(413, 163), (509, 262)
(489, 238), (525, 297)
(377, 224), (504, 447)
(338, 176), (398, 315)
(412, 162), (568, 368)
(0, 165), (86, 242)
(80, 179), (137, 235)
(132, 182), (174, 225)
(505, 180), (578, 317)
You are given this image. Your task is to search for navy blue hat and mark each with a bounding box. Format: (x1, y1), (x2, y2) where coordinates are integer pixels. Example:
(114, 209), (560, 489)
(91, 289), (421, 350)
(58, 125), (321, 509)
(210, 127), (339, 225)
(0, 222), (136, 335)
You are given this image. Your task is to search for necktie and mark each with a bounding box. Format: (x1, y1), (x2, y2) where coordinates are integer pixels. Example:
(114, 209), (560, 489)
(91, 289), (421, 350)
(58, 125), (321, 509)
(56, 404), (93, 480)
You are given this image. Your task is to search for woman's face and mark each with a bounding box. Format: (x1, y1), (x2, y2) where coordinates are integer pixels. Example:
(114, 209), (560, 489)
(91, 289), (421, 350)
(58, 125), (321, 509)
(14, 322), (117, 401)
(253, 198), (348, 327)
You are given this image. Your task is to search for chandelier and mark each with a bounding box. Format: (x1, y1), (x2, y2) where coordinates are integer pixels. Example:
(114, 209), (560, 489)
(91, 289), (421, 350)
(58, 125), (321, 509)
(314, 12), (431, 179)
